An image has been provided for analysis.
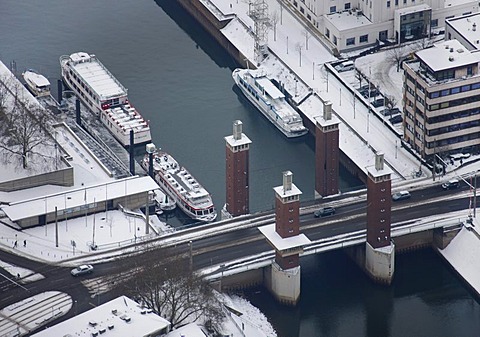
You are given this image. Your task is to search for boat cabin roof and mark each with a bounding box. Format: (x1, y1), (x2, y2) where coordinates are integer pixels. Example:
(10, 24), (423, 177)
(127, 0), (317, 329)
(23, 70), (50, 87)
(255, 76), (284, 100)
(67, 52), (127, 100)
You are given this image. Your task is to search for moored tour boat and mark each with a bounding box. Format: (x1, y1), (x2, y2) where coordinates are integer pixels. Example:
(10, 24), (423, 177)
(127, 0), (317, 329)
(143, 151), (217, 222)
(22, 69), (51, 97)
(59, 52), (151, 147)
(232, 68), (308, 138)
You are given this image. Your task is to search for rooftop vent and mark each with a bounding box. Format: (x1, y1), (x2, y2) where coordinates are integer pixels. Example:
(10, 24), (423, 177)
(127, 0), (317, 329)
(449, 56), (454, 62)
(457, 48), (464, 53)
(445, 45), (449, 49)
(375, 152), (385, 171)
(323, 101), (333, 120)
(283, 171), (293, 192)
(233, 120), (243, 140)
(473, 22), (477, 32)
(449, 48), (454, 52)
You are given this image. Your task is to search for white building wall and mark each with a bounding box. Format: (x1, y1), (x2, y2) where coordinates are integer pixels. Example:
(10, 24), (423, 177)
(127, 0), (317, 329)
(365, 242), (395, 284)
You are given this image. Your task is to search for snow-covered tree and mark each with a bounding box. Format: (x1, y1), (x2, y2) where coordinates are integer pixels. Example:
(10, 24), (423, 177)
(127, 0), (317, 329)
(0, 96), (53, 169)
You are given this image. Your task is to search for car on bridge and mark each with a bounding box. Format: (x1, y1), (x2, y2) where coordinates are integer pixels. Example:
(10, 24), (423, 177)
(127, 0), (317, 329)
(314, 206), (336, 217)
(442, 179), (460, 190)
(71, 264), (94, 277)
(392, 191), (411, 201)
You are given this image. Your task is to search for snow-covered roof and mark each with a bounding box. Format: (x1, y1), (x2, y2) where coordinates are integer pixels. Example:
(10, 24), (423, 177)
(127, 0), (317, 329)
(22, 70), (50, 87)
(2, 175), (158, 221)
(273, 183), (302, 199)
(65, 52), (127, 100)
(444, 0), (476, 8)
(166, 323), (207, 337)
(258, 223), (311, 251)
(225, 133), (252, 147)
(31, 296), (170, 337)
(447, 13), (480, 50)
(325, 10), (372, 31)
(416, 39), (480, 72)
(395, 3), (431, 16)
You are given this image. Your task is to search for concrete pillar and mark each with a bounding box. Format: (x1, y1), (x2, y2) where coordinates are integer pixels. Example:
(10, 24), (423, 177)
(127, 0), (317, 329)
(270, 262), (301, 305)
(365, 241), (395, 285)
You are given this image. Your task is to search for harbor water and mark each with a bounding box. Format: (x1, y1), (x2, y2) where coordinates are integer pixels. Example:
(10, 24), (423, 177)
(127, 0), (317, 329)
(1, 1), (479, 336)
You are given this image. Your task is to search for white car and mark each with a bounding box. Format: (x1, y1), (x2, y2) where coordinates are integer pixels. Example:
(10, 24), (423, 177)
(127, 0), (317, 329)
(71, 264), (94, 276)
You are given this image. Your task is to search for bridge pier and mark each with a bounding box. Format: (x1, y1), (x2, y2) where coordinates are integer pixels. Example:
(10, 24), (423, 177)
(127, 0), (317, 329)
(268, 262), (301, 306)
(365, 242), (395, 285)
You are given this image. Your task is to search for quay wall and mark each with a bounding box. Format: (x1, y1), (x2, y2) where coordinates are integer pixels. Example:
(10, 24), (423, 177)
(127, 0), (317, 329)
(174, 0), (250, 69)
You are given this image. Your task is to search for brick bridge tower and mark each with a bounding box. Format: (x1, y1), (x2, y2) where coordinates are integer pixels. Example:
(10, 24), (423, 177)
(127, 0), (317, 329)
(259, 171), (311, 305)
(315, 100), (340, 198)
(365, 152), (395, 284)
(222, 120), (251, 219)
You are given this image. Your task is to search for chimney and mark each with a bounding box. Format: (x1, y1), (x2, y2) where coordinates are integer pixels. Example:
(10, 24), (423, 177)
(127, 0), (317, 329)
(323, 101), (332, 120)
(375, 152), (384, 171)
(473, 22), (477, 32)
(283, 171), (293, 192)
(233, 120), (243, 140)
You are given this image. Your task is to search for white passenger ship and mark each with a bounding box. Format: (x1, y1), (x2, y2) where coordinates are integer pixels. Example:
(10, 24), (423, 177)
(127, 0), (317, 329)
(60, 52), (151, 147)
(22, 69), (51, 97)
(143, 151), (217, 222)
(232, 68), (308, 138)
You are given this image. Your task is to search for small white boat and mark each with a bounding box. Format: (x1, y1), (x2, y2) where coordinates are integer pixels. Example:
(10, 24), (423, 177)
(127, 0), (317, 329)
(232, 68), (308, 138)
(22, 69), (51, 97)
(153, 189), (176, 212)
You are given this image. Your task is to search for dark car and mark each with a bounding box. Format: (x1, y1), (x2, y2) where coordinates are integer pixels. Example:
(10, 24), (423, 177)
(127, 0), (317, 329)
(442, 179), (460, 190)
(372, 98), (385, 108)
(389, 114), (403, 124)
(314, 206), (336, 217)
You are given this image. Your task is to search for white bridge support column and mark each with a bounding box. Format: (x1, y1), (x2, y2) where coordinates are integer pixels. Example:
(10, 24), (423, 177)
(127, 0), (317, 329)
(270, 262), (301, 306)
(365, 241), (395, 285)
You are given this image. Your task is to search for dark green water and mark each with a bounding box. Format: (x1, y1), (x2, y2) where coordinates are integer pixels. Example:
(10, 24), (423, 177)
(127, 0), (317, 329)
(1, 1), (479, 336)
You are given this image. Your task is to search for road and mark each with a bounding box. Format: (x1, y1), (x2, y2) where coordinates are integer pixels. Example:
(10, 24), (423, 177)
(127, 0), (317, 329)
(0, 182), (472, 329)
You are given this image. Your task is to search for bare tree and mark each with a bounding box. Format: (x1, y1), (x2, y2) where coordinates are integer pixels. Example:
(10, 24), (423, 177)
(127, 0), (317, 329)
(119, 257), (224, 329)
(355, 68), (364, 89)
(0, 98), (53, 169)
(385, 95), (397, 111)
(0, 74), (14, 113)
(270, 11), (279, 41)
(387, 46), (405, 72)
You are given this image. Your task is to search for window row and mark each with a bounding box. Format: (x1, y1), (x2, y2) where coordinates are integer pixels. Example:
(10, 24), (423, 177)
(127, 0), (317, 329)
(428, 81), (480, 99)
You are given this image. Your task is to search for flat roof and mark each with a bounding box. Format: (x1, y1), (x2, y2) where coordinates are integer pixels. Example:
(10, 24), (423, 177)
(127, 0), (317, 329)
(225, 133), (252, 147)
(32, 296), (170, 337)
(416, 40), (480, 72)
(447, 13), (480, 50)
(2, 175), (158, 221)
(395, 3), (431, 15)
(258, 224), (311, 251)
(325, 10), (372, 31)
(68, 52), (127, 100)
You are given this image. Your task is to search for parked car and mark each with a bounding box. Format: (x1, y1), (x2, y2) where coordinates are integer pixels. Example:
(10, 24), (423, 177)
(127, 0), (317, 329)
(442, 179), (460, 190)
(71, 264), (94, 276)
(381, 107), (400, 116)
(335, 60), (354, 72)
(314, 206), (336, 217)
(392, 191), (411, 201)
(389, 114), (403, 124)
(372, 98), (385, 108)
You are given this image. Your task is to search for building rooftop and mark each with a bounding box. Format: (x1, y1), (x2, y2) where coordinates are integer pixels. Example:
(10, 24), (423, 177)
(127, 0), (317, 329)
(395, 3), (431, 16)
(325, 10), (372, 31)
(447, 13), (480, 50)
(31, 296), (170, 337)
(416, 39), (480, 72)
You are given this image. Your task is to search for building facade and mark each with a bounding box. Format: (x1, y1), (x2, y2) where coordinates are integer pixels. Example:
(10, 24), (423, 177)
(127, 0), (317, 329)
(286, 0), (478, 52)
(402, 39), (480, 159)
